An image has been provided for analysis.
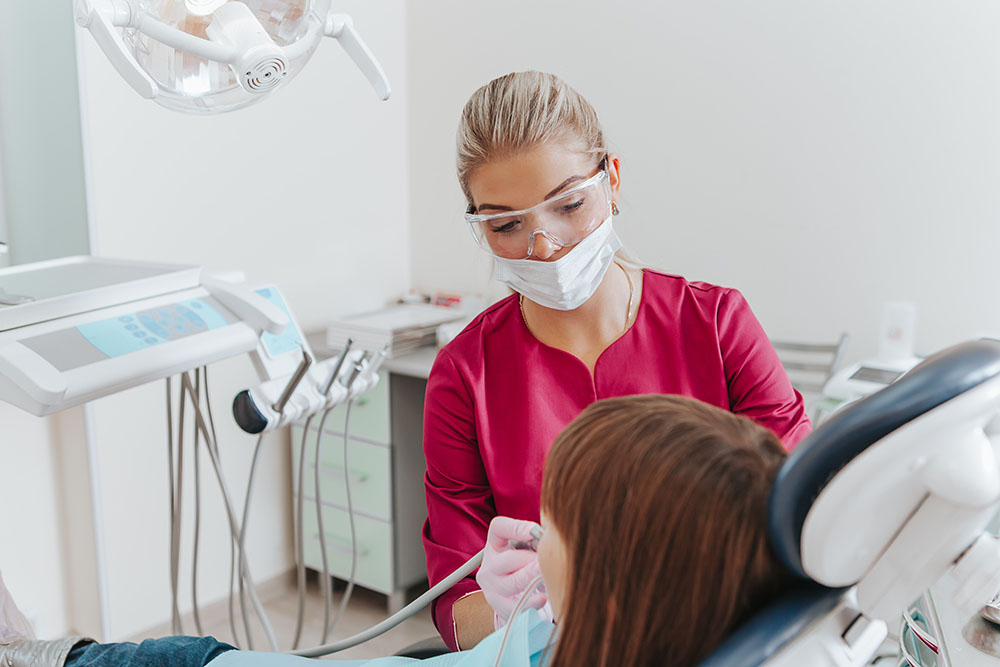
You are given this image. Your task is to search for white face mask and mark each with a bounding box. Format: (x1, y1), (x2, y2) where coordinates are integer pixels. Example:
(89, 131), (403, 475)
(494, 216), (623, 311)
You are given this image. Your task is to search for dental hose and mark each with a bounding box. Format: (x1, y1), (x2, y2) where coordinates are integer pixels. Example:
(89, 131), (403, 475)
(165, 378), (181, 636)
(312, 407), (334, 643)
(494, 574), (545, 667)
(202, 367), (247, 649)
(289, 549), (485, 657)
(175, 372), (244, 644)
(191, 371), (205, 637)
(174, 371), (187, 634)
(290, 414), (314, 650)
(171, 364), (482, 656)
(237, 431), (267, 649)
(322, 400), (359, 641)
(181, 373), (280, 651)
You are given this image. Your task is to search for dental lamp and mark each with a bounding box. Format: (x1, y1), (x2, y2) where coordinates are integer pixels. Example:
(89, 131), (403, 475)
(74, 0), (391, 114)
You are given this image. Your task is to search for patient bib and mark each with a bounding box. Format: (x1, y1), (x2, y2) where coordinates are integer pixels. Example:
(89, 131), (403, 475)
(206, 610), (556, 667)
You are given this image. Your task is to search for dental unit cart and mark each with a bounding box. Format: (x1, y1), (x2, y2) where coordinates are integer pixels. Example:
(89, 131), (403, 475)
(0, 256), (287, 413)
(0, 255), (396, 650)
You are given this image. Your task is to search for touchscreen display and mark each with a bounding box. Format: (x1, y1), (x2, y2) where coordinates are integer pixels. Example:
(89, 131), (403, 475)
(849, 366), (903, 385)
(76, 299), (227, 358)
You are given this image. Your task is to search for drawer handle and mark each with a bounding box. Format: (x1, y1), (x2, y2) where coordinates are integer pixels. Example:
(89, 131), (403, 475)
(319, 461), (369, 483)
(313, 532), (370, 557)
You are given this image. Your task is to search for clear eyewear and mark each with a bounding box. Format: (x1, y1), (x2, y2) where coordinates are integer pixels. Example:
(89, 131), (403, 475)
(465, 169), (612, 259)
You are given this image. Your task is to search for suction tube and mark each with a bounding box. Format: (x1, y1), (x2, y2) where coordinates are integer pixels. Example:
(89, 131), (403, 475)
(289, 550), (485, 658)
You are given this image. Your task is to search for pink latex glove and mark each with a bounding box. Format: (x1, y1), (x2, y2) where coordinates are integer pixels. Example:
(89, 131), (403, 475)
(476, 516), (550, 629)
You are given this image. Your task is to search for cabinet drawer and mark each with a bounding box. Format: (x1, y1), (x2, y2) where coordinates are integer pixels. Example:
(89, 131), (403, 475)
(310, 380), (390, 444)
(302, 502), (393, 594)
(293, 428), (391, 520)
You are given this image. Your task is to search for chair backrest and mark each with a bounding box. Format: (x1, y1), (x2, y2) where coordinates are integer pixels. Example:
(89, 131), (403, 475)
(699, 582), (845, 667)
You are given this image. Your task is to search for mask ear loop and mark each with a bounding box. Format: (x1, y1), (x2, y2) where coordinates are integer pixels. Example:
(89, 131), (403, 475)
(493, 574), (545, 667)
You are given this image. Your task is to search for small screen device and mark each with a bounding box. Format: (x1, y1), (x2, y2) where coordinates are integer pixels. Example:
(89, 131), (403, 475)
(849, 366), (904, 385)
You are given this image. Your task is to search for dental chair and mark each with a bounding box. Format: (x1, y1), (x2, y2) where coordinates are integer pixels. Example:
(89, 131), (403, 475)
(397, 340), (1000, 664)
(702, 339), (1000, 666)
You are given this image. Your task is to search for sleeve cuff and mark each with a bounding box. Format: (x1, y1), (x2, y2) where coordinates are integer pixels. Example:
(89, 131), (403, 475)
(433, 579), (481, 651)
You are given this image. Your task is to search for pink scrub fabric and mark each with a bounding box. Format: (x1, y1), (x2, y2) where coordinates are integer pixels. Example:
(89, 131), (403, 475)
(421, 270), (811, 649)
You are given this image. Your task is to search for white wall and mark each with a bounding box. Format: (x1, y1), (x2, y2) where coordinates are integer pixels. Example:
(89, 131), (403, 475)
(73, 0), (409, 639)
(408, 1), (1000, 363)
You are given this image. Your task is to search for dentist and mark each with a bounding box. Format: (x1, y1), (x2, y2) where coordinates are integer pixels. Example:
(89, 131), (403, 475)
(422, 71), (811, 650)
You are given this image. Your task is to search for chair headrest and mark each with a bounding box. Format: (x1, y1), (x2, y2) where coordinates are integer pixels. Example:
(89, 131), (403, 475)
(768, 339), (1000, 577)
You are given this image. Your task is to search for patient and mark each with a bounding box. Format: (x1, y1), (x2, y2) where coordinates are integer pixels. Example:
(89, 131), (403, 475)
(0, 395), (794, 666)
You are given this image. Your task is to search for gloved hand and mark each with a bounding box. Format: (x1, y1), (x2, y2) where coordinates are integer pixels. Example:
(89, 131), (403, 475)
(476, 516), (551, 629)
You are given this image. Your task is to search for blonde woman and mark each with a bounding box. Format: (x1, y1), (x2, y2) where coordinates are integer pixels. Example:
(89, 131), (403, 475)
(422, 70), (810, 650)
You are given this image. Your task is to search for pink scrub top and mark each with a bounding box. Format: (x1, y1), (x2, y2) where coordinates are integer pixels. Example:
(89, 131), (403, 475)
(421, 270), (811, 649)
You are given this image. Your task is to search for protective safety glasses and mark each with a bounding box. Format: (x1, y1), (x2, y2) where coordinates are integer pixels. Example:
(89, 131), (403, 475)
(465, 169), (612, 259)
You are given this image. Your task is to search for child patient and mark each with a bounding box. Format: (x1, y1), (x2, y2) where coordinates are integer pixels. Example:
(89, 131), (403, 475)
(0, 394), (795, 666)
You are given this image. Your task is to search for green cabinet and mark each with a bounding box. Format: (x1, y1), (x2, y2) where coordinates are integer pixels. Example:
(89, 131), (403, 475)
(290, 370), (430, 611)
(294, 429), (391, 521)
(311, 379), (390, 444)
(301, 503), (393, 594)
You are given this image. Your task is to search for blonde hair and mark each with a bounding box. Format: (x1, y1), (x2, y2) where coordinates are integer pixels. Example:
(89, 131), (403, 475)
(457, 71), (644, 268)
(456, 71), (607, 207)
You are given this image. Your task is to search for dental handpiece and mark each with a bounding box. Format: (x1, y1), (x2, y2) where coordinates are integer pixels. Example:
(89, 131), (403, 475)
(508, 524), (544, 551)
(272, 348), (313, 413)
(343, 352), (369, 391)
(232, 348), (368, 435)
(321, 338), (354, 396)
(343, 345), (389, 398)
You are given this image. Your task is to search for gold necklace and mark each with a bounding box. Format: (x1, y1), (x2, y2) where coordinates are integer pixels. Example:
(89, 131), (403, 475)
(519, 262), (635, 335)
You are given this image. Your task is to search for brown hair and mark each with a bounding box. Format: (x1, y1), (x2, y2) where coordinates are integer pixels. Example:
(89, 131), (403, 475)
(541, 394), (793, 666)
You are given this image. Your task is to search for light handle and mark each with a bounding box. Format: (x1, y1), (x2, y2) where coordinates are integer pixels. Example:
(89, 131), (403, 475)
(324, 14), (391, 101)
(75, 0), (157, 99)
